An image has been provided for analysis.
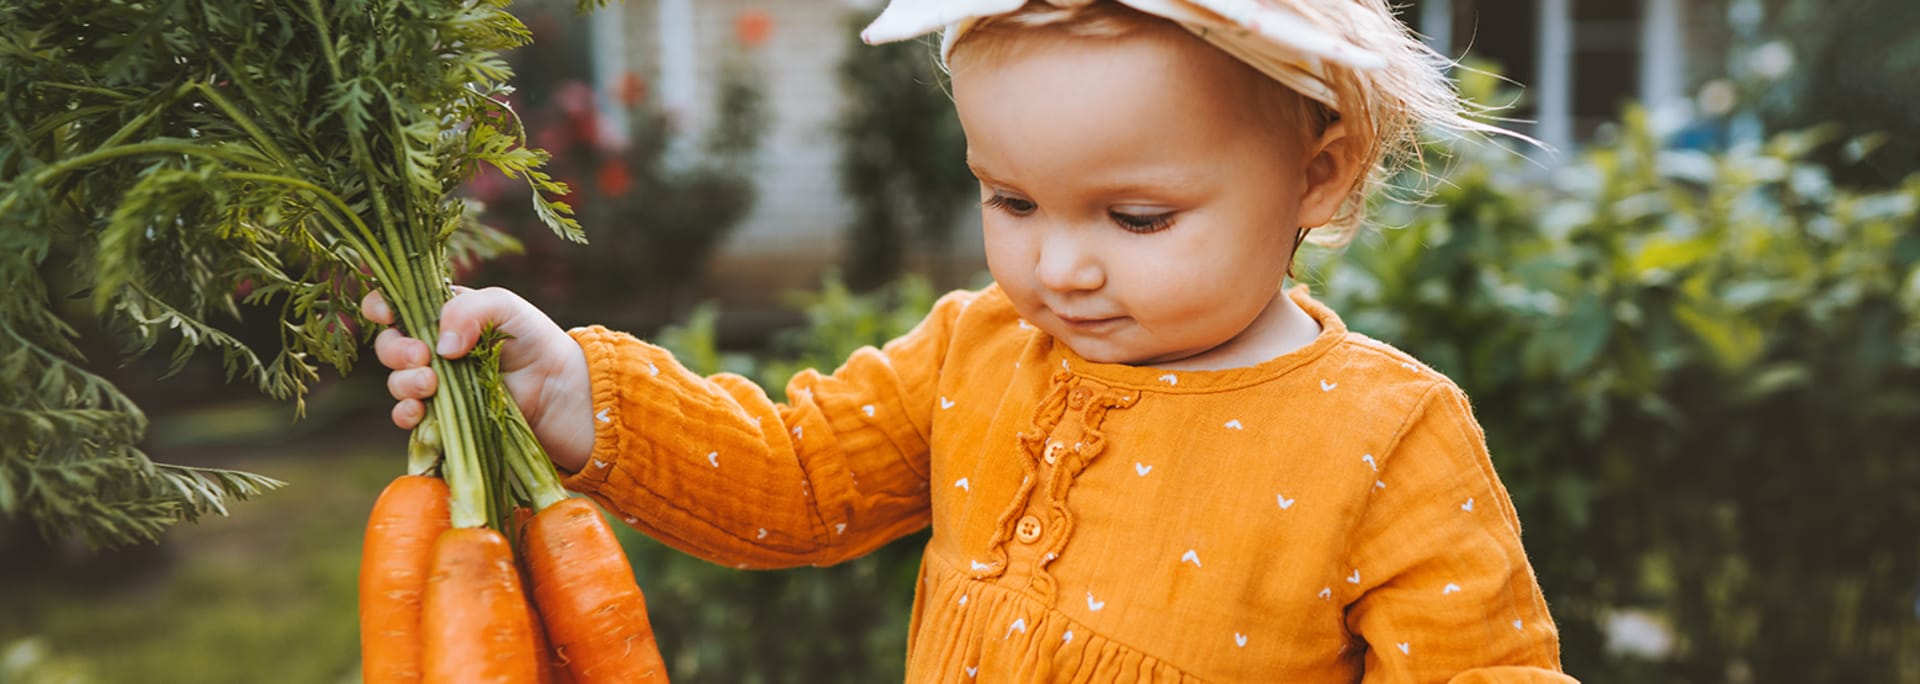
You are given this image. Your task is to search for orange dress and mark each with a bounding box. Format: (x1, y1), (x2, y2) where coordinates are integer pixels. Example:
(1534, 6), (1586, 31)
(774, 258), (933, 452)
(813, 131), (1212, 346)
(561, 285), (1576, 683)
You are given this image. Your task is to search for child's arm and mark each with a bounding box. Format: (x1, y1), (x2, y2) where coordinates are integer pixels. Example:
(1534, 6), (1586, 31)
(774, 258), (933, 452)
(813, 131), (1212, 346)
(553, 290), (976, 570)
(1345, 384), (1579, 683)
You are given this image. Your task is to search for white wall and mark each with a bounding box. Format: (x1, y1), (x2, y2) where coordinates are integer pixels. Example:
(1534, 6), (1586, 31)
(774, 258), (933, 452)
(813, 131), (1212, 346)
(614, 0), (986, 312)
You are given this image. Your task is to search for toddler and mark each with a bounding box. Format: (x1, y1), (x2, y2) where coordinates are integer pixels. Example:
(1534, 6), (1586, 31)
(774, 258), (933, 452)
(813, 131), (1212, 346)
(365, 0), (1576, 680)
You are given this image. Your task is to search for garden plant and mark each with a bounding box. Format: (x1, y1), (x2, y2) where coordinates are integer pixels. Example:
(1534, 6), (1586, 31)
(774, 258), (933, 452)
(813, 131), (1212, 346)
(0, 0), (673, 680)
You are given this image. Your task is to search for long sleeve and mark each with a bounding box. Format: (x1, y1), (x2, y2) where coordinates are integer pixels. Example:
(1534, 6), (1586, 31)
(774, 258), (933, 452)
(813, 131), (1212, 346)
(557, 290), (983, 569)
(1346, 383), (1575, 683)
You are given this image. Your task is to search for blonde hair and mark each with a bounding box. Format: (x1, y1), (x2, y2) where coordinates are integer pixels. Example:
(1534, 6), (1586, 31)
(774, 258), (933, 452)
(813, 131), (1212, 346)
(949, 1), (1504, 248)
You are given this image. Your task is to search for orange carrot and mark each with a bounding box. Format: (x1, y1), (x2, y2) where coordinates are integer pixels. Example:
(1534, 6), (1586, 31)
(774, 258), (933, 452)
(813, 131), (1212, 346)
(421, 527), (542, 684)
(530, 584), (580, 684)
(359, 474), (452, 684)
(525, 574), (560, 684)
(512, 507), (568, 684)
(523, 498), (669, 683)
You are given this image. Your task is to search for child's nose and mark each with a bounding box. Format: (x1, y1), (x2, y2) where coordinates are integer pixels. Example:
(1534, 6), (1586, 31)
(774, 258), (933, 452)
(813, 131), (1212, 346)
(1035, 230), (1105, 293)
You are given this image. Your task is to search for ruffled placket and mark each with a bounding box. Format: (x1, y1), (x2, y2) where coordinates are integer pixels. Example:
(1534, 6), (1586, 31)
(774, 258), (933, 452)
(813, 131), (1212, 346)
(971, 365), (1139, 605)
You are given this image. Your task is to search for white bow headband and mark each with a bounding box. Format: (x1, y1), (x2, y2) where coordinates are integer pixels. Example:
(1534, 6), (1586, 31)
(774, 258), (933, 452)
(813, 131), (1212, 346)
(860, 0), (1386, 110)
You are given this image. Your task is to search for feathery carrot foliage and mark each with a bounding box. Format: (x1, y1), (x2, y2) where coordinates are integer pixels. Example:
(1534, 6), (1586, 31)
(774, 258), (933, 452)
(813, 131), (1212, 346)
(0, 0), (603, 546)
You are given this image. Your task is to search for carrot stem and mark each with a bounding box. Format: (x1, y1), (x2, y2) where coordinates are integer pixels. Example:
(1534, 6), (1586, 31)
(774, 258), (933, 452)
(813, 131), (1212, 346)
(408, 407), (441, 476)
(502, 413), (568, 512)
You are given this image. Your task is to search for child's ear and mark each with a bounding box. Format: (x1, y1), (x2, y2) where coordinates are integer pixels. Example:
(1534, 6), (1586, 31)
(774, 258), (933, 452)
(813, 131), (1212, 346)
(1295, 121), (1364, 228)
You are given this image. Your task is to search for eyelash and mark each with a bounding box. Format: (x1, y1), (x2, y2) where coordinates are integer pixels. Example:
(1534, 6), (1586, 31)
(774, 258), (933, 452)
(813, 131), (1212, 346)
(981, 193), (1034, 216)
(1111, 211), (1174, 234)
(982, 193), (1175, 234)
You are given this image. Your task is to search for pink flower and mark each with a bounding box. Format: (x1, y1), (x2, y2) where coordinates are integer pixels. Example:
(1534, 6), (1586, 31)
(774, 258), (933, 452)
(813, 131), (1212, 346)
(554, 80), (596, 117)
(534, 123), (572, 161)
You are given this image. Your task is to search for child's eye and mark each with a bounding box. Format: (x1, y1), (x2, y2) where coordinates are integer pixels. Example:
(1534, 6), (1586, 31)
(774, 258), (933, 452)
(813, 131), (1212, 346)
(983, 193), (1037, 216)
(1110, 211), (1174, 234)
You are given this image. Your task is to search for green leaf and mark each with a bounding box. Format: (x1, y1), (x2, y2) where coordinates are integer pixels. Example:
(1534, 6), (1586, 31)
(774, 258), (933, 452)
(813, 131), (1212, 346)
(1673, 297), (1765, 372)
(1557, 291), (1612, 375)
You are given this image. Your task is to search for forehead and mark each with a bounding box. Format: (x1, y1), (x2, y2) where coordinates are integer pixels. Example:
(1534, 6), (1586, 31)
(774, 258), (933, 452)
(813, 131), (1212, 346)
(951, 29), (1297, 184)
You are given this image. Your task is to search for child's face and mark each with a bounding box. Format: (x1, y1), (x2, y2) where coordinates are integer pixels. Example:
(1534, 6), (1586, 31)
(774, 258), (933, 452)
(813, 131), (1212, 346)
(953, 26), (1334, 368)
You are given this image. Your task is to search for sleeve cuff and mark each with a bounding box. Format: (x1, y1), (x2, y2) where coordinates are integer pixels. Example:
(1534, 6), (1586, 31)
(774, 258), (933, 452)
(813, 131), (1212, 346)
(559, 324), (659, 495)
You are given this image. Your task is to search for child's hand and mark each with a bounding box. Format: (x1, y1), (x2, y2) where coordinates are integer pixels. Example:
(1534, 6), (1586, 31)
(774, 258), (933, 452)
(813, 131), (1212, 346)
(361, 287), (595, 472)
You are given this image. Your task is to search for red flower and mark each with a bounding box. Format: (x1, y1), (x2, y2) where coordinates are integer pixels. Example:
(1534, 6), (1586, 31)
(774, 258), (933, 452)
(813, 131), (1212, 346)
(618, 72), (649, 109)
(597, 158), (632, 198)
(570, 109), (602, 151)
(735, 9), (773, 48)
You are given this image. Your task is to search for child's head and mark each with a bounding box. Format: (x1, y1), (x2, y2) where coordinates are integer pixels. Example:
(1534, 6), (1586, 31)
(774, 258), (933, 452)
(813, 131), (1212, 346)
(866, 0), (1482, 367)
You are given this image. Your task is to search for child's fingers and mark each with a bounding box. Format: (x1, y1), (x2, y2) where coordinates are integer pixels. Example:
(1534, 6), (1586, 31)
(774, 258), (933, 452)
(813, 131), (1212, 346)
(363, 286), (473, 330)
(360, 290), (394, 325)
(387, 366), (439, 402)
(434, 287), (523, 359)
(392, 398), (425, 430)
(375, 328), (432, 370)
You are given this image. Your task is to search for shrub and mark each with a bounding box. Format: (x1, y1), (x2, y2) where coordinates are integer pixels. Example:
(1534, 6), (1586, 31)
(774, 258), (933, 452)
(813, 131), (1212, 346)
(465, 6), (769, 329)
(1311, 107), (1920, 681)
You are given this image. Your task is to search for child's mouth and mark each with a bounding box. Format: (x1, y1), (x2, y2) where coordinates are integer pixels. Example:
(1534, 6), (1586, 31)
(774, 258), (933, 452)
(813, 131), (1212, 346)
(1057, 314), (1126, 333)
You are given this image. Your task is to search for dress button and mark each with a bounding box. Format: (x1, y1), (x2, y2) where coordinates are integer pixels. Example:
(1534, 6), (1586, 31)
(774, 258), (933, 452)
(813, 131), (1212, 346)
(1068, 389), (1090, 408)
(1043, 441), (1062, 465)
(1016, 515), (1044, 544)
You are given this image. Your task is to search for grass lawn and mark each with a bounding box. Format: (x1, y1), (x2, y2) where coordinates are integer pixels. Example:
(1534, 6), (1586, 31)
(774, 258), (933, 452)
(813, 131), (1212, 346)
(0, 370), (921, 684)
(0, 393), (403, 684)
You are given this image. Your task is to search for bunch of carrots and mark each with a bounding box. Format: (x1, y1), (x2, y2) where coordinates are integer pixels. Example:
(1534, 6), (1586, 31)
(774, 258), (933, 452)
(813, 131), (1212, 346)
(0, 0), (664, 677)
(356, 346), (669, 683)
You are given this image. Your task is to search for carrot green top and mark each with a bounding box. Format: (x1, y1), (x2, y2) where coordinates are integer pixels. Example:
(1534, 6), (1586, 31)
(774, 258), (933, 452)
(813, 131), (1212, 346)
(560, 285), (1575, 683)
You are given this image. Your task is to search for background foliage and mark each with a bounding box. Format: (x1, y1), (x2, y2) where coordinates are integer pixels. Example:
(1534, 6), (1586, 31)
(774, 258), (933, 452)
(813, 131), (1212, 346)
(1753, 0), (1920, 185)
(833, 12), (975, 291)
(616, 105), (1920, 681)
(1316, 104), (1920, 681)
(463, 6), (768, 330)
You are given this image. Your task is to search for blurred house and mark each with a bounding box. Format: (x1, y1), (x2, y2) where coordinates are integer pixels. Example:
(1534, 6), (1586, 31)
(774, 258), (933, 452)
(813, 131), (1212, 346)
(582, 0), (986, 329)
(1410, 0), (1728, 151)
(575, 0), (1726, 322)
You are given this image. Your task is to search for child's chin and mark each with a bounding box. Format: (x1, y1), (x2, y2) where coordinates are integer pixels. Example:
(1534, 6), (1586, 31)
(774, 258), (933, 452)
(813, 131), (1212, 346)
(1061, 341), (1152, 367)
